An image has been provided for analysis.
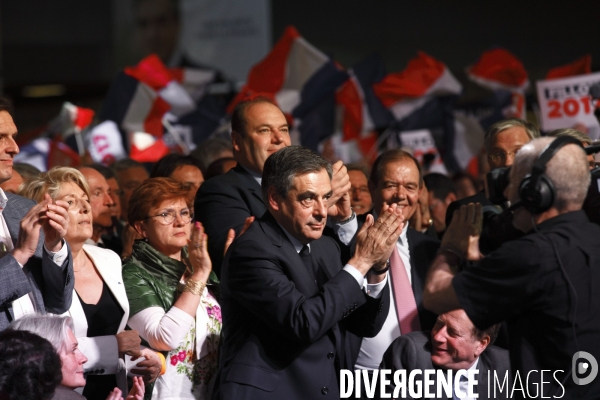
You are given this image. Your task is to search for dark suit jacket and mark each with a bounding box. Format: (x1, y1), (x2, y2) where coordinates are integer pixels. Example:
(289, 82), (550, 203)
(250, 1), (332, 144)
(213, 212), (390, 400)
(380, 331), (511, 400)
(195, 164), (266, 276)
(0, 193), (74, 330)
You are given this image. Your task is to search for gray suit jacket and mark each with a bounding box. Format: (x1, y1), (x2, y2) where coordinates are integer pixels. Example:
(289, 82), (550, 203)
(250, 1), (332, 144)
(380, 331), (511, 400)
(0, 193), (74, 330)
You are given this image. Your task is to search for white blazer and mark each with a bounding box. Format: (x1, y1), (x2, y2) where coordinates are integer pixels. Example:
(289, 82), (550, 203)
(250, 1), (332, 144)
(62, 244), (129, 391)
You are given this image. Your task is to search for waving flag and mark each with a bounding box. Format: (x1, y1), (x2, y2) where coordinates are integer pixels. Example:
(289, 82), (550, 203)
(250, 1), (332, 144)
(228, 26), (348, 150)
(546, 55), (592, 80)
(333, 55), (393, 162)
(466, 48), (529, 120)
(373, 51), (463, 172)
(100, 54), (224, 163)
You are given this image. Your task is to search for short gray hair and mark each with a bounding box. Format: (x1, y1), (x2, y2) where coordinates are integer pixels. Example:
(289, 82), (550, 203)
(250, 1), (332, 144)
(513, 137), (590, 212)
(19, 166), (90, 203)
(548, 128), (592, 146)
(484, 118), (540, 153)
(262, 146), (332, 204)
(11, 314), (75, 355)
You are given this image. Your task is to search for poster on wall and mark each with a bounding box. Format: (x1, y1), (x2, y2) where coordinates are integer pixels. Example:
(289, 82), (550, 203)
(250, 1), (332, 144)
(536, 72), (600, 140)
(113, 0), (271, 83)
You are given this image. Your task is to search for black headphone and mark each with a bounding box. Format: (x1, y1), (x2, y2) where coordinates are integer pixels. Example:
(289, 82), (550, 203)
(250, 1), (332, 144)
(518, 136), (584, 214)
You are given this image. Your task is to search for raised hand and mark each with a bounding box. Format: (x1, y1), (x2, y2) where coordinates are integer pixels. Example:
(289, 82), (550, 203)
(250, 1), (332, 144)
(349, 203), (404, 275)
(186, 222), (212, 281)
(12, 197), (51, 265)
(223, 216), (254, 256)
(125, 376), (145, 400)
(42, 193), (69, 251)
(327, 161), (352, 222)
(441, 203), (483, 261)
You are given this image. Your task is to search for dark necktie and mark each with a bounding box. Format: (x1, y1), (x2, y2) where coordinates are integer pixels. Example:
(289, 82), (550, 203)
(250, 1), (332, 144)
(300, 245), (323, 286)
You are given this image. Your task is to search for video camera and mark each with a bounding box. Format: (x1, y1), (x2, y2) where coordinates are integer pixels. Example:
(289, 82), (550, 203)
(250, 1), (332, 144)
(486, 146), (600, 224)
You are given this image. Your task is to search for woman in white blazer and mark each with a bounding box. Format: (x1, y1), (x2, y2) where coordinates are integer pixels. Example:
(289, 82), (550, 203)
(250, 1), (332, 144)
(20, 167), (160, 399)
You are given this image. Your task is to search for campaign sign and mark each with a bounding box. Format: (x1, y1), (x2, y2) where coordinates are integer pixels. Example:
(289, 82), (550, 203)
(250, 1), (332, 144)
(536, 72), (600, 138)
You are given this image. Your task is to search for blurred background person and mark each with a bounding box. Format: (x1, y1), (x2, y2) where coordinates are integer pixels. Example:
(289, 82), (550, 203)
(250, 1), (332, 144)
(85, 164), (123, 255)
(451, 171), (478, 200)
(78, 167), (116, 247)
(123, 178), (220, 399)
(423, 173), (457, 238)
(150, 154), (205, 195)
(20, 167), (160, 399)
(11, 314), (145, 400)
(548, 128), (595, 169)
(204, 157), (237, 181)
(0, 329), (62, 400)
(13, 162), (42, 186)
(0, 167), (23, 194)
(346, 163), (372, 215)
(190, 138), (233, 173)
(111, 158), (149, 226)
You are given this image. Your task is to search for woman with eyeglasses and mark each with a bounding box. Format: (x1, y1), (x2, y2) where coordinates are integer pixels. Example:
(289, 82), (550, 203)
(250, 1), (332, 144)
(122, 177), (220, 399)
(19, 167), (158, 399)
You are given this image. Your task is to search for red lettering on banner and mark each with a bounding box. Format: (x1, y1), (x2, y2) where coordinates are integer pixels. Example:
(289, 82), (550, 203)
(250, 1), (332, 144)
(563, 99), (579, 117)
(548, 100), (561, 118)
(546, 97), (597, 119)
(93, 135), (110, 153)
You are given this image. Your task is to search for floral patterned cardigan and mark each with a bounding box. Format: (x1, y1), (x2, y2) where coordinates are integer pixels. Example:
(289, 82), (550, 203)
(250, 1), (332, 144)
(122, 240), (221, 399)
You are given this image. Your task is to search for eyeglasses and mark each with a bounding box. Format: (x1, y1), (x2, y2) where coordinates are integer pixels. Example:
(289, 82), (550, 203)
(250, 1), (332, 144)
(146, 209), (193, 225)
(488, 151), (518, 163)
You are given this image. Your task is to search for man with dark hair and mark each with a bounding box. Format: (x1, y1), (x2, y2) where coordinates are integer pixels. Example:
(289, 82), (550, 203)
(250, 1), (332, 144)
(380, 309), (509, 400)
(333, 149), (440, 380)
(423, 173), (456, 237)
(196, 98), (352, 275)
(0, 98), (74, 330)
(150, 153), (204, 194)
(425, 137), (600, 398)
(215, 146), (399, 400)
(347, 164), (372, 215)
(110, 158), (149, 224)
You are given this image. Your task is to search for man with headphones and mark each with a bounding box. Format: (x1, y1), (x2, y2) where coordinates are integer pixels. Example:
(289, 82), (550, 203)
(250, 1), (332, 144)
(423, 136), (600, 399)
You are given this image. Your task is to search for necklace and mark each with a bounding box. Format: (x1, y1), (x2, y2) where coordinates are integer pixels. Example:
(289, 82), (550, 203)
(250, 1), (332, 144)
(74, 257), (88, 273)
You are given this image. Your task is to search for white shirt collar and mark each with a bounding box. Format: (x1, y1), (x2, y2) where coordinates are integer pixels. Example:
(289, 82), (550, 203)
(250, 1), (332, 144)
(0, 188), (8, 210)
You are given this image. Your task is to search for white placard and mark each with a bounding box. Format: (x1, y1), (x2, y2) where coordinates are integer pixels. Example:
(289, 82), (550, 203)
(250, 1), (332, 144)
(536, 73), (600, 139)
(180, 0), (271, 82)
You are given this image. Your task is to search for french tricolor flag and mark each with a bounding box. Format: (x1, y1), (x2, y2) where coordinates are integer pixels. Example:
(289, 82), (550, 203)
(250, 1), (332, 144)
(100, 55), (220, 163)
(466, 48), (529, 120)
(546, 54), (591, 80)
(229, 25), (348, 150)
(373, 51), (463, 172)
(335, 54), (393, 162)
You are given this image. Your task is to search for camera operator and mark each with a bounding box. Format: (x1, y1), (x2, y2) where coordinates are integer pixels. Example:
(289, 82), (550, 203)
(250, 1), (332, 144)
(424, 136), (600, 399)
(446, 118), (540, 254)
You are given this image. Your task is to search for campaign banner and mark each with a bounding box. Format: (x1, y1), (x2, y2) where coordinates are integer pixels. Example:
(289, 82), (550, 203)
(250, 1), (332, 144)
(536, 72), (600, 139)
(399, 129), (448, 174)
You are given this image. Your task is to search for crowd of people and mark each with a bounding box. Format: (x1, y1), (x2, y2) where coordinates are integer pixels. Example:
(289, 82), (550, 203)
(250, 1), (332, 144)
(0, 95), (598, 400)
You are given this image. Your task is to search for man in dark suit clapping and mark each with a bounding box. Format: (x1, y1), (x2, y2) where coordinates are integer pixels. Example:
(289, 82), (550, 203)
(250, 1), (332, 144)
(214, 146), (403, 400)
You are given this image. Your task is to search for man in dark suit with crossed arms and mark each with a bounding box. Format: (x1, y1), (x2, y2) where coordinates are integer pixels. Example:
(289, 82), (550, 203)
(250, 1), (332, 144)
(214, 146), (402, 400)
